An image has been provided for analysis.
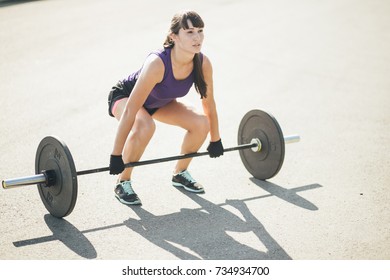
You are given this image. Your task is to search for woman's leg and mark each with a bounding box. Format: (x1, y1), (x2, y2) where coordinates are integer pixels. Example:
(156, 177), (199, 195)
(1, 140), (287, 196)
(113, 98), (156, 181)
(153, 100), (209, 173)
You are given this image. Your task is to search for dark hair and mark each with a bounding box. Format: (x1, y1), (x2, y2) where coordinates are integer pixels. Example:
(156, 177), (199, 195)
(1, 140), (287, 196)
(163, 11), (207, 99)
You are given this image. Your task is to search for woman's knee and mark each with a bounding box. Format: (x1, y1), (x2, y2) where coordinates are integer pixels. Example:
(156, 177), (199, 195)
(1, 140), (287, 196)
(123, 119), (155, 157)
(134, 123), (155, 142)
(191, 115), (209, 136)
(132, 114), (156, 141)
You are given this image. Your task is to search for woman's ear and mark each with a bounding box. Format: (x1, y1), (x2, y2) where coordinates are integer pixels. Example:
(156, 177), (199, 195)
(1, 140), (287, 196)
(169, 32), (177, 43)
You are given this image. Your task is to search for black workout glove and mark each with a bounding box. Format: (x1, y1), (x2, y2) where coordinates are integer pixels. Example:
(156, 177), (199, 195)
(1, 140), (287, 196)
(207, 139), (224, 158)
(109, 155), (125, 175)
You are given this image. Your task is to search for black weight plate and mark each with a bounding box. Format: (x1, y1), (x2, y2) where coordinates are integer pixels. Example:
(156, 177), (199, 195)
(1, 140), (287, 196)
(238, 110), (285, 180)
(35, 136), (78, 218)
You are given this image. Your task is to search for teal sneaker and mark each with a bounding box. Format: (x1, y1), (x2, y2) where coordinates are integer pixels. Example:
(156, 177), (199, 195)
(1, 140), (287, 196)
(172, 170), (204, 193)
(114, 180), (142, 205)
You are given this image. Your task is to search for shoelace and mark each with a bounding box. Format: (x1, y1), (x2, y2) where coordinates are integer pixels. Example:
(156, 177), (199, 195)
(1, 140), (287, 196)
(180, 170), (196, 183)
(122, 181), (135, 195)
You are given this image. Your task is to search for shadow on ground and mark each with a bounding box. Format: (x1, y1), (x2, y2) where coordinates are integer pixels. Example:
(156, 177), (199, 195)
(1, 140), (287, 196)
(13, 180), (322, 259)
(0, 0), (44, 8)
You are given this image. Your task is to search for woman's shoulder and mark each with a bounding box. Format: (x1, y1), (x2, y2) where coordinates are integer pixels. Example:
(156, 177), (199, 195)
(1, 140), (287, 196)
(148, 47), (170, 59)
(144, 48), (170, 68)
(201, 53), (212, 69)
(143, 53), (164, 72)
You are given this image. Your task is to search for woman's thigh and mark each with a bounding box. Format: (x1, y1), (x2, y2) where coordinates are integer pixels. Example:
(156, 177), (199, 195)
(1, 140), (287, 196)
(113, 98), (156, 136)
(112, 98), (128, 121)
(153, 100), (208, 132)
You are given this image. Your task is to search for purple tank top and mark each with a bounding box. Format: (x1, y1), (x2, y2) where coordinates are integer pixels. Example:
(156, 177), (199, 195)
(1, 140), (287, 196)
(126, 48), (202, 109)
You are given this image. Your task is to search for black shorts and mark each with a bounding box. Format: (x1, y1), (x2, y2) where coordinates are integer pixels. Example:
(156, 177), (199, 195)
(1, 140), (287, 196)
(107, 80), (159, 117)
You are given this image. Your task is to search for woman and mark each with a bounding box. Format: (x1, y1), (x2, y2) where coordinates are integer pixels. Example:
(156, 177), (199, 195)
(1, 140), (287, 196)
(108, 11), (224, 205)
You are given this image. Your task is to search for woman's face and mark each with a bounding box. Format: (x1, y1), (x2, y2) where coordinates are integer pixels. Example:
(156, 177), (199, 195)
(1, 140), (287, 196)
(172, 20), (204, 54)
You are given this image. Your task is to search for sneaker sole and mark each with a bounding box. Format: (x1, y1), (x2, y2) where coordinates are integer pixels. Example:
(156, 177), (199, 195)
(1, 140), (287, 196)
(115, 194), (142, 205)
(172, 182), (204, 193)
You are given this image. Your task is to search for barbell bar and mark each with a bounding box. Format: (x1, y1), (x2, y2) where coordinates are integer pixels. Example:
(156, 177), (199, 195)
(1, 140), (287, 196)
(2, 137), (299, 189)
(2, 142), (257, 188)
(1, 109), (300, 218)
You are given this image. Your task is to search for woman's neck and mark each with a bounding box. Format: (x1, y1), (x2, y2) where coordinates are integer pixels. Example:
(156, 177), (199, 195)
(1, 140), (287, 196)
(170, 47), (194, 67)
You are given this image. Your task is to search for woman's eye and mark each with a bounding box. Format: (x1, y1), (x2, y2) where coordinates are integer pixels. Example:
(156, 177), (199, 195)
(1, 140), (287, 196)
(186, 29), (203, 34)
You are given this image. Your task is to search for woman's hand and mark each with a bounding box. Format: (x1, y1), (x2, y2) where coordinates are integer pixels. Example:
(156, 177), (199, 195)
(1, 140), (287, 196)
(207, 139), (224, 158)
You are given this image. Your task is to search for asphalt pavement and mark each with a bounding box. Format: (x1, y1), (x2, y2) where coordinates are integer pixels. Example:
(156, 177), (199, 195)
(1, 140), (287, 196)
(0, 0), (389, 260)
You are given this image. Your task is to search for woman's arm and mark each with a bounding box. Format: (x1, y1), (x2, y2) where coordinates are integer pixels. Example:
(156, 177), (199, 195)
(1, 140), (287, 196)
(111, 55), (164, 155)
(201, 54), (221, 142)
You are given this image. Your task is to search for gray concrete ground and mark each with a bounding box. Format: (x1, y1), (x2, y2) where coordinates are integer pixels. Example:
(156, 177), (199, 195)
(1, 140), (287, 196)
(0, 0), (389, 260)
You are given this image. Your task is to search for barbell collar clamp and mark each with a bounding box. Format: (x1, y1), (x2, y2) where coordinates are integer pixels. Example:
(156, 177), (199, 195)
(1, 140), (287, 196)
(42, 170), (57, 187)
(250, 138), (262, 152)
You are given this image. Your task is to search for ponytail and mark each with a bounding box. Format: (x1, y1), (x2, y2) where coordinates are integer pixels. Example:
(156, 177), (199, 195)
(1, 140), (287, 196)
(193, 53), (207, 99)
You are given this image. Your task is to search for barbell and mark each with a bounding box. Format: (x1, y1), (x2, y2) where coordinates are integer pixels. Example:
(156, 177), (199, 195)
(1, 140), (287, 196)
(2, 109), (300, 218)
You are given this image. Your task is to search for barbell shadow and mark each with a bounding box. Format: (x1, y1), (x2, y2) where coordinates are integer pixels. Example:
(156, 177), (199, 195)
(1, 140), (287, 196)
(249, 178), (322, 211)
(12, 181), (319, 259)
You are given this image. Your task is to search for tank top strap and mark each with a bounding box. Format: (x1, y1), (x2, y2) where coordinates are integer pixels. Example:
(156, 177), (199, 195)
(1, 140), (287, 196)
(146, 48), (170, 81)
